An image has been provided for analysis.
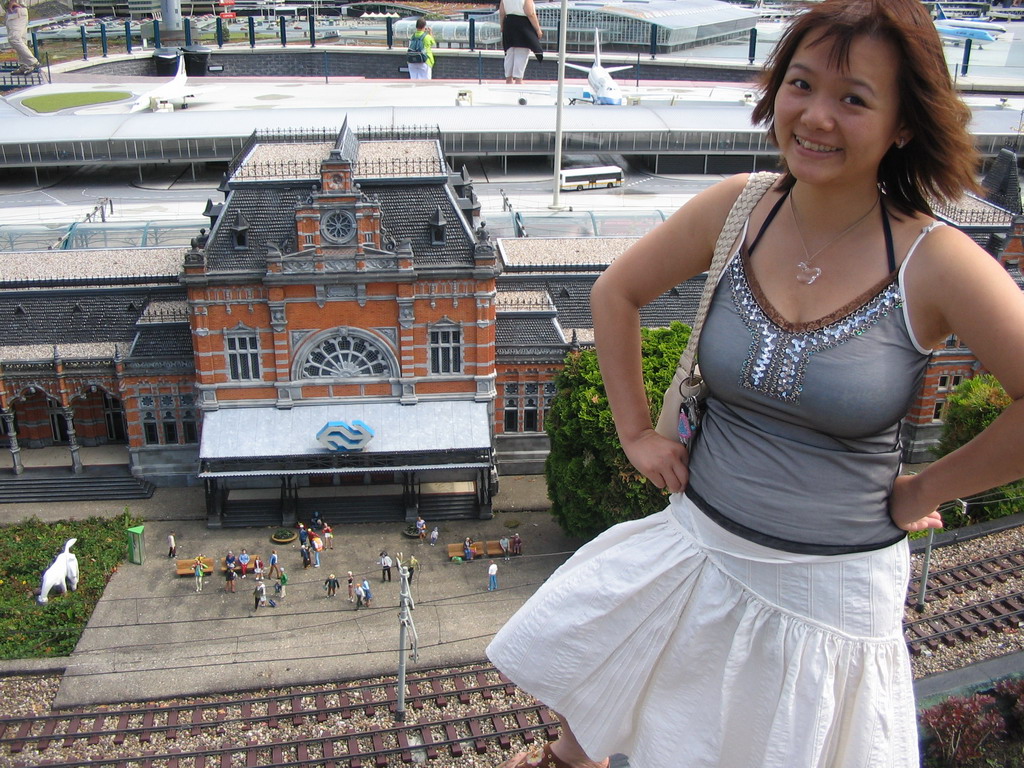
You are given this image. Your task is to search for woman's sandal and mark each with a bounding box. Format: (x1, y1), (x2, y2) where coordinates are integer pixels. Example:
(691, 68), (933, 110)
(498, 742), (607, 768)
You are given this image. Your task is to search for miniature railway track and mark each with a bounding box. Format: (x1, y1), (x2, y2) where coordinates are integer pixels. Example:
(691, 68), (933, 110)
(0, 665), (557, 767)
(903, 543), (1024, 657)
(907, 548), (1024, 604)
(904, 593), (1024, 656)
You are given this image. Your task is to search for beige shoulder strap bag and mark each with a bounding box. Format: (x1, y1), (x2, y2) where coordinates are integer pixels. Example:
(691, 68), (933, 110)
(654, 171), (780, 445)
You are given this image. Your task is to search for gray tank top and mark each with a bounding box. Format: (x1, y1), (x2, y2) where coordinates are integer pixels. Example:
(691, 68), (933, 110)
(687, 213), (938, 554)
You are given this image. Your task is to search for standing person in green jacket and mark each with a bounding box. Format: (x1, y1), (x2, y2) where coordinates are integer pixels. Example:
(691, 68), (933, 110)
(276, 568), (288, 599)
(407, 17), (436, 80)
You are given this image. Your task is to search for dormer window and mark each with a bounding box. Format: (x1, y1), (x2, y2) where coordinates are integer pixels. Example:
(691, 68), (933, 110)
(429, 206), (447, 246)
(229, 211), (250, 250)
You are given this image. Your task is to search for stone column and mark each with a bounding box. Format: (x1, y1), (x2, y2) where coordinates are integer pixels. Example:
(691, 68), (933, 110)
(64, 407), (83, 474)
(3, 410), (23, 475)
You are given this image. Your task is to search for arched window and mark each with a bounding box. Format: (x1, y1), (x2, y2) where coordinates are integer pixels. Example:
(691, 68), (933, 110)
(162, 411), (178, 444)
(143, 412), (158, 445)
(301, 332), (393, 379)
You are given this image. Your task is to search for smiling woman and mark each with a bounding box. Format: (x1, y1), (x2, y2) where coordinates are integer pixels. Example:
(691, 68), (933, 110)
(20, 91), (133, 113)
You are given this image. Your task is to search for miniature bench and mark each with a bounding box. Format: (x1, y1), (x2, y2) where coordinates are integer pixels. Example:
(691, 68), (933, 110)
(484, 540), (506, 557)
(447, 542), (484, 561)
(175, 557), (214, 576)
(220, 555), (262, 573)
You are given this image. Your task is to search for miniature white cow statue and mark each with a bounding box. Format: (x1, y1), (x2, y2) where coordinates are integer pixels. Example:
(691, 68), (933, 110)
(37, 538), (80, 605)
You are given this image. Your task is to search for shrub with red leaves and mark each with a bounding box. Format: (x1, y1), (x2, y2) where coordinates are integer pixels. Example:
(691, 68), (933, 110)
(921, 694), (1007, 765)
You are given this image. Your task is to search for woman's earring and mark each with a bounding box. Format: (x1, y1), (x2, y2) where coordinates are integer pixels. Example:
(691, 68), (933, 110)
(896, 137), (907, 149)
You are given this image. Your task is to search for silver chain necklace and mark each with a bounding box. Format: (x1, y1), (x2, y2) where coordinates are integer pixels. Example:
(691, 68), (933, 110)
(791, 193), (880, 285)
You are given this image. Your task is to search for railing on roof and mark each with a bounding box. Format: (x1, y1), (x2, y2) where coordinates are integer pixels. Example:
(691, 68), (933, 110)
(139, 305), (190, 324)
(357, 125), (443, 144)
(229, 128), (340, 177)
(231, 158), (323, 181)
(354, 157), (448, 178)
(229, 156), (449, 182)
(933, 197), (1015, 226)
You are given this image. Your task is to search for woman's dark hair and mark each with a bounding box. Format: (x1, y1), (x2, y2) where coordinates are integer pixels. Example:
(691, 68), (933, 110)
(751, 0), (979, 215)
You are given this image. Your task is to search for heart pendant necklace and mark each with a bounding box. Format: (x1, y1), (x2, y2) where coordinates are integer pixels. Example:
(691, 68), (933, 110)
(791, 192), (879, 285)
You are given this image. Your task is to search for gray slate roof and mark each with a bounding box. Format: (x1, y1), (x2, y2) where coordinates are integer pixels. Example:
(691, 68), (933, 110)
(0, 289), (176, 347)
(496, 273), (707, 348)
(204, 181), (474, 272)
(371, 183), (475, 267)
(204, 187), (307, 272)
(131, 324), (194, 359)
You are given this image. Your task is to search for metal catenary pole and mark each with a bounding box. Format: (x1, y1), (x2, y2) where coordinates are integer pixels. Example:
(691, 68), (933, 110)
(394, 560), (418, 722)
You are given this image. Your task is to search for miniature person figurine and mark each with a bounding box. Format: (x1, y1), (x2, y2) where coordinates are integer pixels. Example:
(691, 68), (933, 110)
(416, 516), (427, 540)
(194, 556), (204, 593)
(167, 531), (177, 558)
(322, 522), (334, 550)
(325, 573), (339, 597)
(488, 560), (499, 591)
(267, 549), (281, 579)
(238, 549), (251, 578)
(429, 526), (439, 546)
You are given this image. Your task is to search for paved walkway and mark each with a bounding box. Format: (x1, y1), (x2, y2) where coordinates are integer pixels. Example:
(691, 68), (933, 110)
(0, 447), (568, 707)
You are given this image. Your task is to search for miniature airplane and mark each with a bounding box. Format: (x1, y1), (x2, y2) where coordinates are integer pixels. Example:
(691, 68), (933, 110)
(934, 5), (1007, 36)
(563, 31), (632, 105)
(127, 56), (195, 112)
(73, 57), (220, 114)
(934, 22), (998, 45)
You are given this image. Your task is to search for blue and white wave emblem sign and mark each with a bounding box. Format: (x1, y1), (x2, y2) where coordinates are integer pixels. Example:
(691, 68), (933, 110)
(316, 420), (375, 452)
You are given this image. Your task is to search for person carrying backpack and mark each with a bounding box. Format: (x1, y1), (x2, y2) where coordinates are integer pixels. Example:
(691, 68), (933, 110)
(407, 17), (435, 80)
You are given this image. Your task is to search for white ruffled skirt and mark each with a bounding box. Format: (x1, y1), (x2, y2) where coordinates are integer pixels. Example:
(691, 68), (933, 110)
(486, 494), (918, 768)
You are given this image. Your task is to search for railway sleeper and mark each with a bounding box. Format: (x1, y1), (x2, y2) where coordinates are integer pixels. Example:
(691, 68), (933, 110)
(323, 737), (339, 768)
(467, 713), (488, 753)
(347, 734), (363, 767)
(515, 711), (536, 743)
(35, 717), (58, 751)
(445, 723), (462, 757)
(88, 714), (104, 744)
(371, 730), (388, 768)
(395, 728), (413, 763)
(114, 716), (130, 745)
(538, 708), (561, 740)
(416, 717), (439, 758)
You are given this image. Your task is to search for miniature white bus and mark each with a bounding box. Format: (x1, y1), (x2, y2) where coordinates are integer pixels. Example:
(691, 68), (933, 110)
(558, 165), (624, 191)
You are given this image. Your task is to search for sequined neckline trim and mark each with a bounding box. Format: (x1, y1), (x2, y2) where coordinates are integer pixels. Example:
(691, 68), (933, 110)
(739, 244), (898, 333)
(728, 255), (904, 403)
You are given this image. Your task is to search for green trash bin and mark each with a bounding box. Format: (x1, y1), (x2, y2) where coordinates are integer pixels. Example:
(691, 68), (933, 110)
(127, 525), (145, 564)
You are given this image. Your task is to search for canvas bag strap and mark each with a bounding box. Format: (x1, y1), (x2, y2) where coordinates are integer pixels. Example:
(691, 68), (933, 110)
(674, 171), (779, 381)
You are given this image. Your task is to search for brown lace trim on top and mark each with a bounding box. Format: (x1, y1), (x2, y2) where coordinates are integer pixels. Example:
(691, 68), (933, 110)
(738, 244), (898, 334)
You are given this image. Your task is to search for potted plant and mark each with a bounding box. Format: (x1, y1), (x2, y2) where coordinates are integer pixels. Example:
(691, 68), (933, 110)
(271, 528), (297, 544)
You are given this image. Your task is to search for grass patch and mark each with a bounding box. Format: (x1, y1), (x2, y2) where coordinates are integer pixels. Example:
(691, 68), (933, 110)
(0, 510), (140, 659)
(21, 91), (133, 113)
